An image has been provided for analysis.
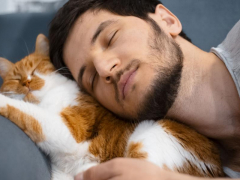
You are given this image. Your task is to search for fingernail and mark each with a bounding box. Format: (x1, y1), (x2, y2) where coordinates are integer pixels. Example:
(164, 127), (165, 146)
(75, 173), (84, 180)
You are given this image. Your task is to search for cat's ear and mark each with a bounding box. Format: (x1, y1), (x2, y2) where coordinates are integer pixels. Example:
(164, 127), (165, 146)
(35, 34), (49, 56)
(0, 57), (14, 79)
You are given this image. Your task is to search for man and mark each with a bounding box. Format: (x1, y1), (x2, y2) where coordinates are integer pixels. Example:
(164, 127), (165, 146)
(49, 0), (240, 179)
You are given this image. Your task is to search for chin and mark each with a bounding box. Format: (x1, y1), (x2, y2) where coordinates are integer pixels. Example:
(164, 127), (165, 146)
(6, 93), (25, 100)
(24, 93), (40, 104)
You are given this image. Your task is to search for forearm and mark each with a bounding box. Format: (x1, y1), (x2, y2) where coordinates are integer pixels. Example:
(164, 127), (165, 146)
(161, 170), (237, 180)
(194, 177), (238, 180)
(180, 176), (233, 180)
(76, 158), (238, 180)
(158, 168), (236, 180)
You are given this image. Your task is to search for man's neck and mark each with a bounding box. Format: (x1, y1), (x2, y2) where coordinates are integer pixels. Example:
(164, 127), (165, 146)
(166, 37), (240, 169)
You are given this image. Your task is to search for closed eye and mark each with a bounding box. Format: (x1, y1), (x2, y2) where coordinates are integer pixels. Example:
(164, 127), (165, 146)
(107, 30), (118, 47)
(13, 75), (21, 81)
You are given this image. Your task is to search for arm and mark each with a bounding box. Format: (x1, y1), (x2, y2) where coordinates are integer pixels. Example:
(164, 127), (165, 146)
(75, 158), (233, 180)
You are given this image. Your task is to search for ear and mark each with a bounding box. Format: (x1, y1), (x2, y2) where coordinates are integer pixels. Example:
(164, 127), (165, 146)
(150, 4), (182, 37)
(35, 34), (49, 56)
(0, 57), (14, 79)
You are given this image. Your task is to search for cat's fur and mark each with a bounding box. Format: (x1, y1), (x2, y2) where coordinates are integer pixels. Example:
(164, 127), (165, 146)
(0, 34), (224, 179)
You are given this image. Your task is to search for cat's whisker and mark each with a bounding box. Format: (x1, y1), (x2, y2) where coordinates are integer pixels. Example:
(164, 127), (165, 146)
(1, 92), (15, 94)
(22, 38), (30, 56)
(59, 73), (72, 76)
(1, 92), (16, 96)
(53, 67), (69, 74)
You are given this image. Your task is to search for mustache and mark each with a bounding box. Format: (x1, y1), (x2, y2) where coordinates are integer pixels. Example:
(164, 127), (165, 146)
(115, 59), (140, 83)
(112, 59), (140, 103)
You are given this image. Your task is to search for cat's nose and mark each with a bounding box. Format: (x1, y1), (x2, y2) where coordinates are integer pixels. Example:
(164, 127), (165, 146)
(23, 79), (31, 88)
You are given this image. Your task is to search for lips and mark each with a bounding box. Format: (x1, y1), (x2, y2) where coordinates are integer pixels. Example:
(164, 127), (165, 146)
(118, 68), (137, 99)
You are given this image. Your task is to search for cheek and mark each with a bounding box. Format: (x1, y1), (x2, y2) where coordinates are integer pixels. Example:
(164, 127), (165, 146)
(95, 82), (116, 109)
(29, 76), (45, 91)
(113, 28), (149, 62)
(15, 84), (29, 95)
(64, 52), (84, 83)
(1, 81), (28, 95)
(118, 35), (148, 58)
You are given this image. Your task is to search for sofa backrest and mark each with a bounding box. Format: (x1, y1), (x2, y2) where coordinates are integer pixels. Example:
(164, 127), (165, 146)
(0, 12), (55, 86)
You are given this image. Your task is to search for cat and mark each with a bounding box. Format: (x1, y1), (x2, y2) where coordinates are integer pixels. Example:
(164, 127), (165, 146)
(0, 34), (224, 180)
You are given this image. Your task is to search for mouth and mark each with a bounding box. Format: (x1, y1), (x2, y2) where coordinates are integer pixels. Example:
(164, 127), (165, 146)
(118, 66), (138, 100)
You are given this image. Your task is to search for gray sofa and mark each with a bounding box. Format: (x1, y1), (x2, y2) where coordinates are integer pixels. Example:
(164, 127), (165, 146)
(0, 1), (240, 179)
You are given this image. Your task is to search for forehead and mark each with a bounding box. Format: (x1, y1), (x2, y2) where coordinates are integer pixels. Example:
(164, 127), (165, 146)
(63, 10), (119, 75)
(67, 9), (116, 47)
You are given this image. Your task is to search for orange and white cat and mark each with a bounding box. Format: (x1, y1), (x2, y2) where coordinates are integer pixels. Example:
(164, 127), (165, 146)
(0, 34), (224, 180)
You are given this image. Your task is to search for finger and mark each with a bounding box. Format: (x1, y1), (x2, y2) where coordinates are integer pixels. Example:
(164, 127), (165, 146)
(83, 160), (121, 180)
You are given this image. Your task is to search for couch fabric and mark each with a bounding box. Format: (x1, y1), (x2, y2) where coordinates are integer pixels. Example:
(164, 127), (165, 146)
(0, 1), (240, 180)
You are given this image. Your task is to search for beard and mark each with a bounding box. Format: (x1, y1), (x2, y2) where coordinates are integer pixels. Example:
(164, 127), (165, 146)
(136, 18), (183, 121)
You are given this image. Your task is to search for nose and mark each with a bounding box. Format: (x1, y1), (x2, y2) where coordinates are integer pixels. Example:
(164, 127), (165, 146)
(93, 55), (120, 83)
(23, 78), (31, 88)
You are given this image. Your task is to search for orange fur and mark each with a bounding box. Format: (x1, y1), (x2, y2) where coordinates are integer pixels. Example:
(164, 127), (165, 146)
(0, 105), (45, 143)
(0, 53), (52, 103)
(62, 93), (136, 162)
(177, 160), (223, 177)
(88, 114), (136, 163)
(126, 142), (148, 159)
(160, 120), (225, 176)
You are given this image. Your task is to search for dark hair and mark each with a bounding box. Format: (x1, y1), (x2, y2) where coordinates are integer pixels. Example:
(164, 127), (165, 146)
(49, 0), (191, 79)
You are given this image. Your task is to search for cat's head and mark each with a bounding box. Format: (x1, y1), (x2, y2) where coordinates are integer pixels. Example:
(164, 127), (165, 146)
(0, 34), (57, 103)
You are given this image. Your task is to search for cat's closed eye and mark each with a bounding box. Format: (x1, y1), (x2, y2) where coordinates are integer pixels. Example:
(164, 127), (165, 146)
(10, 79), (20, 83)
(12, 74), (21, 81)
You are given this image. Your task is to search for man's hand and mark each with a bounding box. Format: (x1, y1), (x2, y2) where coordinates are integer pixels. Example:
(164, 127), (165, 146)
(74, 158), (199, 180)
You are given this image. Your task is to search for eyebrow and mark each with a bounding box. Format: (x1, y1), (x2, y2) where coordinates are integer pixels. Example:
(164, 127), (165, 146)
(91, 19), (117, 45)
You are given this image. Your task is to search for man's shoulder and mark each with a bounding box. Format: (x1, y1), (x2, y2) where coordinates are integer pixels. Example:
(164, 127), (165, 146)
(212, 19), (240, 57)
(220, 19), (240, 52)
(211, 19), (240, 97)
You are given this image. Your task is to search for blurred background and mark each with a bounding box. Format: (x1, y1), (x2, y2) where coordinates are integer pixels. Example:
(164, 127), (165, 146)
(0, 0), (239, 85)
(0, 0), (67, 14)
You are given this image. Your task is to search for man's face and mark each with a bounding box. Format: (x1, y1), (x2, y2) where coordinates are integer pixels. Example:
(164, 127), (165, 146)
(64, 9), (183, 120)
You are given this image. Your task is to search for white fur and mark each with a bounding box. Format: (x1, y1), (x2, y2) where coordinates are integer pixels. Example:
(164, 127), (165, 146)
(3, 91), (25, 100)
(0, 72), (98, 180)
(33, 71), (80, 112)
(127, 120), (215, 173)
(27, 75), (31, 81)
(0, 70), (219, 179)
